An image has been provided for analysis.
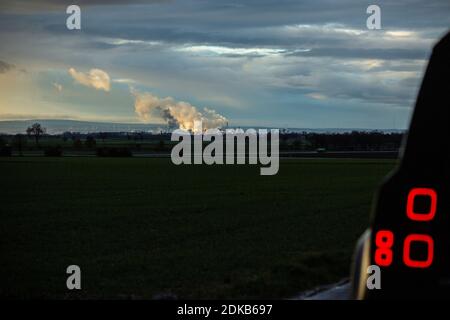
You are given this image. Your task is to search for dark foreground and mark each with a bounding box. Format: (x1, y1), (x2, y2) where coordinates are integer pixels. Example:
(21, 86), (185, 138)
(0, 157), (396, 299)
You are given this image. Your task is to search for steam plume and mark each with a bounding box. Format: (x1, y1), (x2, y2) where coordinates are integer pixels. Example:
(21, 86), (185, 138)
(131, 88), (227, 131)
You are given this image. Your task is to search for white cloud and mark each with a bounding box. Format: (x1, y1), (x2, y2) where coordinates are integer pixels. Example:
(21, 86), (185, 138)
(176, 45), (286, 57)
(385, 31), (415, 38)
(307, 93), (327, 100)
(68, 67), (111, 91)
(53, 82), (62, 93)
(102, 38), (162, 46)
(112, 78), (137, 84)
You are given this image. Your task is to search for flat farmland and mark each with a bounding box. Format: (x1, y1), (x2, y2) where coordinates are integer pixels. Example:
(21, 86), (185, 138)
(0, 157), (396, 298)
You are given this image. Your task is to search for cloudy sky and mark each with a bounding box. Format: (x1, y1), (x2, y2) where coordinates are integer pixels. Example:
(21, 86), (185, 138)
(0, 0), (449, 129)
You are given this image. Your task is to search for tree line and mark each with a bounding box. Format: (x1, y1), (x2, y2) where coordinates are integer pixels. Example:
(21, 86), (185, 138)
(0, 123), (405, 156)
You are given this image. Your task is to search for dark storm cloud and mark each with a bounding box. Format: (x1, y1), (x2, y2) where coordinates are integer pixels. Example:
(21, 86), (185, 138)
(0, 60), (14, 73)
(2, 1), (449, 44)
(0, 0), (168, 12)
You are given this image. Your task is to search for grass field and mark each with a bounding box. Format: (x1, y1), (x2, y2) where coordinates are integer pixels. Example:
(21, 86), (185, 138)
(0, 157), (396, 299)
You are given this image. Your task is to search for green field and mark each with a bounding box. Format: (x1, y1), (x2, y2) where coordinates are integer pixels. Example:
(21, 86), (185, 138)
(0, 157), (396, 299)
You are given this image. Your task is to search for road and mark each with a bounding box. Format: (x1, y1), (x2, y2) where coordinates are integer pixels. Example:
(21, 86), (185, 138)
(293, 279), (351, 300)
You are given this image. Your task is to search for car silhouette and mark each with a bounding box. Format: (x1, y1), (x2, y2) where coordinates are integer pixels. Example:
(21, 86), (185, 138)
(351, 31), (450, 299)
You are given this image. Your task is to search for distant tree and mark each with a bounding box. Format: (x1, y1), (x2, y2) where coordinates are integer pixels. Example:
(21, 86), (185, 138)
(85, 135), (96, 148)
(73, 138), (82, 149)
(0, 136), (6, 148)
(62, 131), (72, 142)
(133, 132), (144, 141)
(157, 139), (165, 151)
(99, 132), (107, 143)
(293, 139), (302, 151)
(12, 134), (27, 156)
(26, 123), (45, 147)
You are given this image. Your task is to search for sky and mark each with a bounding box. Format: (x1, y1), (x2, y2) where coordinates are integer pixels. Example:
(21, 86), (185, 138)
(0, 0), (449, 129)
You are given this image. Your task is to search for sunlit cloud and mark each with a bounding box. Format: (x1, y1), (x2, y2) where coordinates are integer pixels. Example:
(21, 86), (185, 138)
(286, 24), (366, 37)
(113, 78), (137, 84)
(176, 45), (286, 57)
(307, 93), (327, 100)
(385, 31), (415, 38)
(68, 68), (111, 92)
(100, 37), (162, 46)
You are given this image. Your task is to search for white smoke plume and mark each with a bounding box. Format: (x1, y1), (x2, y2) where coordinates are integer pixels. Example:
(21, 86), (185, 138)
(53, 82), (63, 93)
(68, 67), (111, 92)
(131, 88), (227, 131)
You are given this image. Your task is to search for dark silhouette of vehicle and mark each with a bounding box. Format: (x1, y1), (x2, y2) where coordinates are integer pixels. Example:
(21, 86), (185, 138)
(352, 31), (450, 299)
